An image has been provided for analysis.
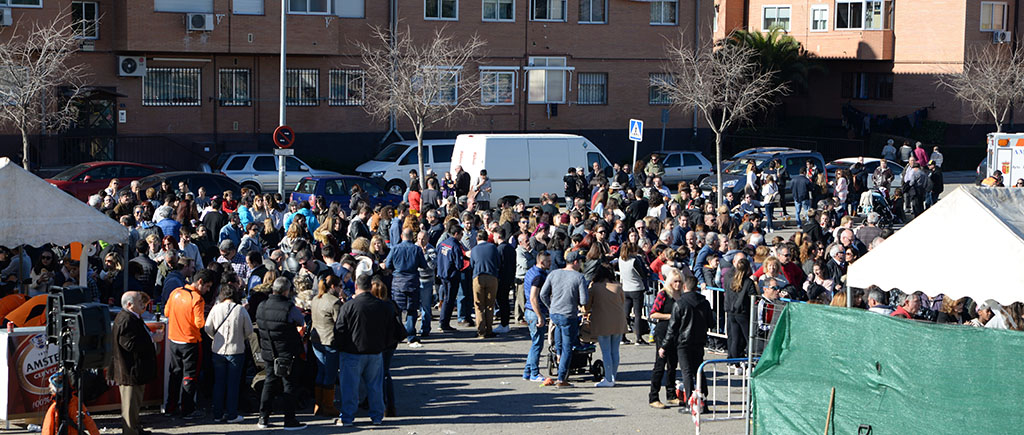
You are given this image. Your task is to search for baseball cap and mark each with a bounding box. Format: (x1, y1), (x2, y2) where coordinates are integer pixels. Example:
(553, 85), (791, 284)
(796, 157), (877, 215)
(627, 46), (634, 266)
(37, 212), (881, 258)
(977, 299), (1002, 312)
(218, 239), (236, 251)
(565, 250), (585, 264)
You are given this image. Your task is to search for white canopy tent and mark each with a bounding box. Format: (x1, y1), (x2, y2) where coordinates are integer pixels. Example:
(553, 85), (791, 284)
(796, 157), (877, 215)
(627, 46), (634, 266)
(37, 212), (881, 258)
(847, 186), (1024, 305)
(0, 157), (128, 287)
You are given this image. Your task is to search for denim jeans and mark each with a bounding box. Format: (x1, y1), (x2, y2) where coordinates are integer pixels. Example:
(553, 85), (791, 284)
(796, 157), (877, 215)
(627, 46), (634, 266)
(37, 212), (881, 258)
(550, 313), (578, 382)
(764, 203), (775, 231)
(211, 353), (243, 419)
(312, 342), (339, 385)
(419, 279), (434, 335)
(596, 334), (622, 383)
(339, 352), (384, 424)
(523, 310), (546, 378)
(795, 200), (812, 226)
(457, 268), (474, 322)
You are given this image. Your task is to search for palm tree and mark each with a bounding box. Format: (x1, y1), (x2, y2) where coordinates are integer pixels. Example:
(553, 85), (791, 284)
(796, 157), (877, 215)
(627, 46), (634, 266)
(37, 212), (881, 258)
(727, 29), (823, 95)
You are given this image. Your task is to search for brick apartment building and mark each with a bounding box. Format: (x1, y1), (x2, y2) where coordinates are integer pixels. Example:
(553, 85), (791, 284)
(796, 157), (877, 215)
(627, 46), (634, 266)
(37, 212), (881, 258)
(0, 0), (715, 171)
(714, 0), (1023, 162)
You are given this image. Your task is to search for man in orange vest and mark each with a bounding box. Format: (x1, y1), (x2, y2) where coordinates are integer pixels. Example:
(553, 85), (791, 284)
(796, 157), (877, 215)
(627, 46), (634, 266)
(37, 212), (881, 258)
(163, 269), (215, 419)
(41, 373), (100, 435)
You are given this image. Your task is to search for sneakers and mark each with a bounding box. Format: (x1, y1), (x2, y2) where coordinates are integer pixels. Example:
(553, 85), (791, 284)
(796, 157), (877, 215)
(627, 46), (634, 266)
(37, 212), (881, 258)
(595, 380), (615, 388)
(529, 375), (547, 382)
(225, 415), (245, 424)
(649, 401), (667, 409)
(257, 416), (271, 429)
(677, 406), (692, 414)
(541, 378), (556, 387)
(555, 381), (573, 388)
(408, 341), (423, 348)
(493, 325), (510, 334)
(666, 398), (683, 406)
(282, 419), (306, 431)
(335, 419), (350, 427)
(477, 332), (496, 339)
(182, 410), (204, 420)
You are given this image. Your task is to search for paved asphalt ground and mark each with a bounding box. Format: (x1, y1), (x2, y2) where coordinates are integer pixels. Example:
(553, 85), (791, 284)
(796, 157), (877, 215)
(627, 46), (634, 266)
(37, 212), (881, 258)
(5, 172), (975, 435)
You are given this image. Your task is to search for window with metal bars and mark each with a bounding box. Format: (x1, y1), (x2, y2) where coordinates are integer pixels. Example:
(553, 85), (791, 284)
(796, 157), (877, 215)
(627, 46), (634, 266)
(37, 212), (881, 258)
(329, 70), (364, 106)
(649, 73), (673, 105)
(143, 67), (201, 107)
(218, 69), (250, 106)
(286, 68), (319, 106)
(577, 72), (607, 105)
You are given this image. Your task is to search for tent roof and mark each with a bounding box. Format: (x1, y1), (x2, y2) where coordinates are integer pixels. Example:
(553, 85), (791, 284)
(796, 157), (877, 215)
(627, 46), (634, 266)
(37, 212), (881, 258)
(848, 186), (1024, 305)
(0, 157), (128, 247)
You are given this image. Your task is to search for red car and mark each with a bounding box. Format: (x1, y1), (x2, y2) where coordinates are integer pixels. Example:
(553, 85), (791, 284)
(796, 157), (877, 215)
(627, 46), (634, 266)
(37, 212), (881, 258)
(46, 161), (162, 201)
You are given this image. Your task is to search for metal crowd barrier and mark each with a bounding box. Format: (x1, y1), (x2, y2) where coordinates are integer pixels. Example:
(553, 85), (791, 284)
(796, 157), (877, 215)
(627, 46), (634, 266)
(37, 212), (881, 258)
(694, 357), (761, 435)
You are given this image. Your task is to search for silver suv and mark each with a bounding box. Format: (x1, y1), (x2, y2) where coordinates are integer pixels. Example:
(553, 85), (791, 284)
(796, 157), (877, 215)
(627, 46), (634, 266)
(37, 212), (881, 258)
(213, 152), (341, 194)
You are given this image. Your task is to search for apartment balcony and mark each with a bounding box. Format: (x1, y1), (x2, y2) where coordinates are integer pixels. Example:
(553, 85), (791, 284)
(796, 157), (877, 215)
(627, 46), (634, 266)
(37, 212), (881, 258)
(801, 30), (894, 61)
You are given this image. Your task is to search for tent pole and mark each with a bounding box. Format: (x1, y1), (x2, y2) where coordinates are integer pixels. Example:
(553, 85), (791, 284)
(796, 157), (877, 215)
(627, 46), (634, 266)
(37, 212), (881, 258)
(17, 244), (23, 294)
(79, 242), (88, 288)
(846, 284), (851, 308)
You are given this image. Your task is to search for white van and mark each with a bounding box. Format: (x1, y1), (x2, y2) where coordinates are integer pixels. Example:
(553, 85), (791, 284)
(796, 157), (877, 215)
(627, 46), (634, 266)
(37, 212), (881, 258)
(355, 139), (456, 195)
(449, 133), (612, 204)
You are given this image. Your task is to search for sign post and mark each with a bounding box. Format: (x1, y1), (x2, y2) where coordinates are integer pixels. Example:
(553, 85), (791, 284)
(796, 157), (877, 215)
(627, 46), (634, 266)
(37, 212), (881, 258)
(278, 0), (287, 197)
(273, 125), (295, 195)
(629, 119), (644, 172)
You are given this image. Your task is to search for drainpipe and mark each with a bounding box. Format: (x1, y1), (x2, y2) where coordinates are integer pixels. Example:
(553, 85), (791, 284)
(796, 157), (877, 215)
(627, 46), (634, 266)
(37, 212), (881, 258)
(379, 0), (404, 144)
(1012, 0), (1020, 129)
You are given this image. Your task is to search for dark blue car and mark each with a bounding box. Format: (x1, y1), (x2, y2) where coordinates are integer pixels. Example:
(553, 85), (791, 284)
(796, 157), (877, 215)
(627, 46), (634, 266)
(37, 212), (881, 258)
(290, 175), (401, 212)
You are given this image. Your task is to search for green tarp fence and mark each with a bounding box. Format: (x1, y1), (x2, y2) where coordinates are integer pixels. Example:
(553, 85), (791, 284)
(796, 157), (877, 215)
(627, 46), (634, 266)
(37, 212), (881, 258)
(751, 303), (1024, 434)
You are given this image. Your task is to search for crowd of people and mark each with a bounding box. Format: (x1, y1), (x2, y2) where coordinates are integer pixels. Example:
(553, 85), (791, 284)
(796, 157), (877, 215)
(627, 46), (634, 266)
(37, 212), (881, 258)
(2, 145), (1022, 433)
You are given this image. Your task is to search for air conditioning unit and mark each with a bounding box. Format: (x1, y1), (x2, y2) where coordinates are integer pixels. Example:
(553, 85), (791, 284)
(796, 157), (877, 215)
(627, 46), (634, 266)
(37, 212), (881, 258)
(117, 56), (147, 77)
(187, 13), (214, 32)
(993, 30), (1012, 44)
(0, 8), (13, 27)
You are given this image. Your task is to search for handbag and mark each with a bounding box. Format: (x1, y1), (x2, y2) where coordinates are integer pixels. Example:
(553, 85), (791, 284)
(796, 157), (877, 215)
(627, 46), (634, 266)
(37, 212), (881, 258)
(260, 328), (293, 377)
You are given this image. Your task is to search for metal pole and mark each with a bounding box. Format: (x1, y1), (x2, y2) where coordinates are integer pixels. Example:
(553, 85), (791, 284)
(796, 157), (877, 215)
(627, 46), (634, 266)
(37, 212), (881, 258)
(278, 0), (287, 198)
(631, 140), (638, 175)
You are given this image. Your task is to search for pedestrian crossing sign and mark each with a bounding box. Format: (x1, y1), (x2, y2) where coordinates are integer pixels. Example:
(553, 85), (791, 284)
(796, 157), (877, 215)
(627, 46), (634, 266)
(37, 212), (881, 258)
(629, 119), (643, 142)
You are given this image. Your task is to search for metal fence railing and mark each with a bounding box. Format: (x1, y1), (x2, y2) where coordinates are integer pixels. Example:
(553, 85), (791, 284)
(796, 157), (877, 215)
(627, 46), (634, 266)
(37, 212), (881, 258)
(694, 357), (761, 435)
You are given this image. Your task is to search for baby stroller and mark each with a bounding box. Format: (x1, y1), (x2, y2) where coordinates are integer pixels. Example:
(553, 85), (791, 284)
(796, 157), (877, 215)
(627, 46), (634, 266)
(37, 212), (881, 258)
(857, 189), (902, 228)
(546, 320), (604, 382)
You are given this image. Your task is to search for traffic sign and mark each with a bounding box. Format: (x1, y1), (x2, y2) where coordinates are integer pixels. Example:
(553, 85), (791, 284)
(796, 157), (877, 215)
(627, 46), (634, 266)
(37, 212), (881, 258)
(273, 125), (295, 148)
(273, 148), (294, 156)
(629, 119), (643, 142)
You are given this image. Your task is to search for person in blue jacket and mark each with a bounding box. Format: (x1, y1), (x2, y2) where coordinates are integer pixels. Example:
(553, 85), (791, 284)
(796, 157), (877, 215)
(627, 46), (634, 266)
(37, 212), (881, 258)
(384, 228), (428, 345)
(436, 221), (466, 332)
(284, 201), (320, 235)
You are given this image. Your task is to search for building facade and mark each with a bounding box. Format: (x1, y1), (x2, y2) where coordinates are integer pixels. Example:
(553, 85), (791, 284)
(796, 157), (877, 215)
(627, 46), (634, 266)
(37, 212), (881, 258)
(714, 0), (1023, 160)
(0, 0), (714, 171)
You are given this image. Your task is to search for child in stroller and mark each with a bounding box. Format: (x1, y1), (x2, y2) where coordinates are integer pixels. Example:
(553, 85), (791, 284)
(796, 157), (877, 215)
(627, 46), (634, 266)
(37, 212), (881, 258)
(545, 317), (604, 382)
(857, 188), (902, 228)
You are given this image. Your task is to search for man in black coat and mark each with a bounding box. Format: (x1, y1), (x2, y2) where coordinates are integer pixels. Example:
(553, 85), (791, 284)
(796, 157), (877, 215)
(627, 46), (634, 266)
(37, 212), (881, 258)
(791, 173), (813, 226)
(201, 198), (228, 242)
(111, 291), (157, 435)
(455, 165), (471, 199)
(129, 240), (158, 297)
(255, 278), (307, 430)
(661, 274), (713, 413)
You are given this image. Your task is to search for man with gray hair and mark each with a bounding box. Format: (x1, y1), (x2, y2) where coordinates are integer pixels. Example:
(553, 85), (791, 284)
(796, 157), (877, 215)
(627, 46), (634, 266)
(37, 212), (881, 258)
(255, 277), (307, 430)
(111, 291), (157, 435)
(694, 232), (720, 286)
(866, 286), (894, 315)
(856, 213), (883, 247)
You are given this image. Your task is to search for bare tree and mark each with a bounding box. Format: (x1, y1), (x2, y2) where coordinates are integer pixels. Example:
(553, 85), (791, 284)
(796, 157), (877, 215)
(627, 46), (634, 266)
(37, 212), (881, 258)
(658, 37), (788, 207)
(355, 25), (487, 190)
(937, 45), (1024, 133)
(0, 8), (86, 170)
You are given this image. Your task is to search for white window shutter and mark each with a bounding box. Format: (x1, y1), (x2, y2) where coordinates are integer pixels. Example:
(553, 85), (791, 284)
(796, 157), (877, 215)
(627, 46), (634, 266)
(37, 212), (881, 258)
(336, 0), (363, 18)
(154, 0), (214, 13)
(233, 0), (264, 15)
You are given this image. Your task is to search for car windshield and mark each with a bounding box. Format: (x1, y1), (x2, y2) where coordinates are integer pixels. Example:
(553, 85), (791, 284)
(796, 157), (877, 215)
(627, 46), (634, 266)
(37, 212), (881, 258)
(50, 163), (91, 181)
(723, 158), (765, 175)
(374, 143), (409, 162)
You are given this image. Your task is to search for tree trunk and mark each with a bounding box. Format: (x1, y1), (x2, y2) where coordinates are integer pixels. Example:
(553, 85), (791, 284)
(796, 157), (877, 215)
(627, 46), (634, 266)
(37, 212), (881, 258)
(21, 130), (30, 170)
(415, 124), (426, 190)
(715, 132), (723, 208)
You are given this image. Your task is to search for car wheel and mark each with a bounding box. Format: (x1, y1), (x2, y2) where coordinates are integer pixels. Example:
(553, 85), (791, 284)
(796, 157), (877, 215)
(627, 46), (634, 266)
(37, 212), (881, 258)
(385, 179), (406, 196)
(241, 182), (262, 195)
(695, 175), (708, 185)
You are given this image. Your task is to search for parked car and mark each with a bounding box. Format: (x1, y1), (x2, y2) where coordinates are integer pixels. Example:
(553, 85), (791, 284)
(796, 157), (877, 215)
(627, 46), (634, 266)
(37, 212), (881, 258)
(722, 147), (801, 167)
(120, 171), (241, 200)
(825, 158), (904, 191)
(700, 150), (826, 201)
(46, 161), (162, 201)
(211, 152), (341, 194)
(450, 133), (613, 204)
(290, 175), (401, 212)
(644, 151), (714, 185)
(355, 139), (457, 196)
